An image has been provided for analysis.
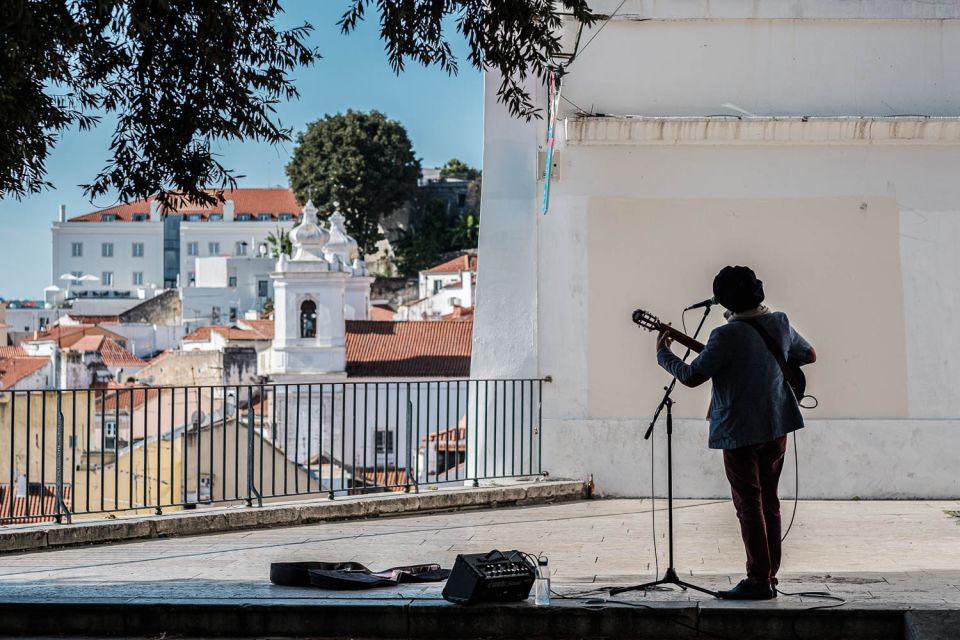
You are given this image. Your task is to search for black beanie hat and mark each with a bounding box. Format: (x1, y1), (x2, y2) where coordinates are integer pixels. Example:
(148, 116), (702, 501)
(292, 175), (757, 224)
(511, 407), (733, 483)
(712, 266), (765, 313)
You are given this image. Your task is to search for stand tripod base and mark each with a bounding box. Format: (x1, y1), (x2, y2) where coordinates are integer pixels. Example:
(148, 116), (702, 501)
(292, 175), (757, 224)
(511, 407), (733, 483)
(608, 567), (718, 597)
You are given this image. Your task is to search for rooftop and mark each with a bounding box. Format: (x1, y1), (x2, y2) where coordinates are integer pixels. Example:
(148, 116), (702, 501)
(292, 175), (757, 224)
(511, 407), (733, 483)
(0, 356), (49, 389)
(67, 187), (300, 223)
(424, 252), (478, 274)
(345, 320), (473, 377)
(67, 335), (145, 367)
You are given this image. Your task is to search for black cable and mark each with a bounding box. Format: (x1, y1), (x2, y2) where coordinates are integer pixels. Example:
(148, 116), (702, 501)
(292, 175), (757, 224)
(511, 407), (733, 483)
(574, 0), (628, 61)
(781, 430), (799, 541)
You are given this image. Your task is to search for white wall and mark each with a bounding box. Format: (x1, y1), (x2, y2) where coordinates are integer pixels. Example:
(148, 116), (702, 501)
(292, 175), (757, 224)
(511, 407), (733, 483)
(475, 8), (960, 497)
(51, 222), (165, 293)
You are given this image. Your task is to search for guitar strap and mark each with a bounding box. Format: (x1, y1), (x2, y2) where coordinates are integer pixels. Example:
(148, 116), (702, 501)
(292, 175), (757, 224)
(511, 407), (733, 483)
(739, 318), (802, 400)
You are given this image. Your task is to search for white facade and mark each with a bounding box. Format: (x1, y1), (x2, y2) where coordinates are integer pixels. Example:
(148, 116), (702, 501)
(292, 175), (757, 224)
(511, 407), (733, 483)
(51, 220), (165, 297)
(400, 271), (474, 320)
(181, 256), (275, 330)
(473, 0), (960, 498)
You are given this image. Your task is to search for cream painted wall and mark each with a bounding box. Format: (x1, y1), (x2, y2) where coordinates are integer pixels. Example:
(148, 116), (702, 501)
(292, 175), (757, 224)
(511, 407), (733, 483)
(586, 196), (908, 420)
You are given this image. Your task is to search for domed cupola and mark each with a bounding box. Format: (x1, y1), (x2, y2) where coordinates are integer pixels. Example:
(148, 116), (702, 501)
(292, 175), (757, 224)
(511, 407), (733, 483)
(289, 201), (329, 262)
(323, 205), (359, 269)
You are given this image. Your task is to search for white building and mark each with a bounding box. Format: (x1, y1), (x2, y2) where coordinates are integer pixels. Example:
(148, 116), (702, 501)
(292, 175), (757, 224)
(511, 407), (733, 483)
(397, 253), (476, 321)
(473, 0), (960, 499)
(180, 255), (275, 331)
(50, 188), (300, 304)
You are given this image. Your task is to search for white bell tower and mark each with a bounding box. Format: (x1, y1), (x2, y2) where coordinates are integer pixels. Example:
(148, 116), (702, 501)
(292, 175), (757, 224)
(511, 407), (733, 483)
(324, 206), (374, 320)
(268, 201), (348, 380)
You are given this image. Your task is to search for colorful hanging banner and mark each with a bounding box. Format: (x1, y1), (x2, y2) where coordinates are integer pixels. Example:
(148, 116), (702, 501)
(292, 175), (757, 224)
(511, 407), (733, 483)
(542, 68), (562, 215)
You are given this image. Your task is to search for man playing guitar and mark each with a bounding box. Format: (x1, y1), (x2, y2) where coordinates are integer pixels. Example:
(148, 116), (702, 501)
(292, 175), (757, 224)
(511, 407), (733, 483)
(654, 266), (817, 600)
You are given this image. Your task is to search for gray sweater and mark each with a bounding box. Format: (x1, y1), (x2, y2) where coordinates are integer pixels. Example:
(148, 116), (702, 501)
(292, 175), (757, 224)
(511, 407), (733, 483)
(656, 311), (813, 450)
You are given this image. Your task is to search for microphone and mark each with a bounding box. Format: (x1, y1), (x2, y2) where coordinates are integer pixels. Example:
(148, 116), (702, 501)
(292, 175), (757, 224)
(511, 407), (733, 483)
(684, 297), (716, 311)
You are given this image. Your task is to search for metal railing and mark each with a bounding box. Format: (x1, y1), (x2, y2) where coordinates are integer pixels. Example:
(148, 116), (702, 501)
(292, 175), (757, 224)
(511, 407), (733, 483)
(0, 379), (543, 524)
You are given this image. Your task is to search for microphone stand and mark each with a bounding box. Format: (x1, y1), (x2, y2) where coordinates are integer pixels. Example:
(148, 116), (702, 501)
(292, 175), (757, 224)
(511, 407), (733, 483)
(610, 303), (717, 598)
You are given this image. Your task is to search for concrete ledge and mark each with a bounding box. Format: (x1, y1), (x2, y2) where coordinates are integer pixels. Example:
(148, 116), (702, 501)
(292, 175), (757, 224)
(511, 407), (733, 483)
(0, 480), (589, 554)
(0, 599), (917, 638)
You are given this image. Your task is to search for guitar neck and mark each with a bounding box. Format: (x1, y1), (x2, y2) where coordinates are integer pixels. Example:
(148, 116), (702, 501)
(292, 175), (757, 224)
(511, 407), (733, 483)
(664, 326), (705, 353)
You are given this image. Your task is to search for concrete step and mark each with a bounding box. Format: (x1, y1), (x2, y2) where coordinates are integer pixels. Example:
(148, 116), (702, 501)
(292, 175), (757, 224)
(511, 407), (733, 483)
(0, 598), (910, 639)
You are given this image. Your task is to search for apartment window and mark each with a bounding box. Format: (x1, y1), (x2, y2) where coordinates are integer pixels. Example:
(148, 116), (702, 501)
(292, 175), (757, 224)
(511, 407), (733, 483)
(70, 242), (83, 257)
(278, 213), (294, 221)
(209, 213), (223, 221)
(71, 271), (83, 287)
(256, 212), (271, 221)
(375, 430), (395, 454)
(186, 213), (202, 221)
(188, 271), (196, 285)
(208, 242), (220, 255)
(458, 193), (466, 207)
(257, 280), (269, 298)
(187, 241), (199, 256)
(132, 213), (147, 221)
(132, 272), (143, 286)
(235, 241), (247, 256)
(105, 421), (117, 450)
(101, 271), (113, 286)
(236, 213), (252, 221)
(132, 242), (144, 257)
(101, 214), (117, 222)
(228, 276), (237, 288)
(212, 306), (221, 323)
(433, 280), (443, 294)
(229, 307), (238, 322)
(101, 242), (114, 257)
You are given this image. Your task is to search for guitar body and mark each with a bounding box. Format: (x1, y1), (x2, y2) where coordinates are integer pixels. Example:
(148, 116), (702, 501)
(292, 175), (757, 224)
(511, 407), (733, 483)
(785, 357), (807, 400)
(632, 307), (813, 405)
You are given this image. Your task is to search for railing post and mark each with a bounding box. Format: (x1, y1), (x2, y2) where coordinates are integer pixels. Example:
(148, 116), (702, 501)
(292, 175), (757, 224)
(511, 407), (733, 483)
(246, 386), (262, 507)
(405, 396), (416, 493)
(54, 391), (71, 524)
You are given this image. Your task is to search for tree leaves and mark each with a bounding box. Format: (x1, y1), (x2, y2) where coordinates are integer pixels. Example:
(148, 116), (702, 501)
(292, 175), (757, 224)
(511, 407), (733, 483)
(339, 0), (597, 119)
(285, 110), (421, 255)
(0, 0), (318, 209)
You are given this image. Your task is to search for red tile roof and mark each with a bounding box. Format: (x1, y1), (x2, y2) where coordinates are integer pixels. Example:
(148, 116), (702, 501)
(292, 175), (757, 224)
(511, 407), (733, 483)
(0, 356), (49, 390)
(237, 319), (275, 339)
(66, 335), (145, 367)
(0, 346), (26, 358)
(68, 188), (300, 222)
(352, 468), (410, 493)
(96, 385), (162, 412)
(183, 323), (273, 343)
(26, 324), (126, 348)
(423, 419), (468, 452)
(423, 253), (478, 274)
(0, 484), (72, 524)
(345, 321), (472, 377)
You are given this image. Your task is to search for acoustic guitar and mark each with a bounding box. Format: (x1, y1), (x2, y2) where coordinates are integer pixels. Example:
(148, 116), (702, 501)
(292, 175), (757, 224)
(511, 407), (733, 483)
(631, 308), (811, 404)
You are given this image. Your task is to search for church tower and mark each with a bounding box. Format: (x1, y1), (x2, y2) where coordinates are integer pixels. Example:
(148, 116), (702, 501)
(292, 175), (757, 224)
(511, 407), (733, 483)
(268, 200), (348, 380)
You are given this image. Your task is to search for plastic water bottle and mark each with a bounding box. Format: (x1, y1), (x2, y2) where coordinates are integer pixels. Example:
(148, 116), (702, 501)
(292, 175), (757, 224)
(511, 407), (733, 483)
(534, 557), (550, 606)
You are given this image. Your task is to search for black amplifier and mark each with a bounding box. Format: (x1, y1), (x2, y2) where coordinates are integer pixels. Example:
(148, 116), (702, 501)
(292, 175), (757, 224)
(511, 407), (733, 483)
(442, 549), (536, 605)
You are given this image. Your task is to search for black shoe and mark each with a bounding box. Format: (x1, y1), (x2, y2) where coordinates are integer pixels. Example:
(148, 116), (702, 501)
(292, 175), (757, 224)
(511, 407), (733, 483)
(717, 579), (776, 600)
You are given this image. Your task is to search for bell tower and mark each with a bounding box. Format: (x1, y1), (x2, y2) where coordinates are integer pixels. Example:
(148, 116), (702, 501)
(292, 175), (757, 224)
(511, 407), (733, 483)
(268, 201), (348, 379)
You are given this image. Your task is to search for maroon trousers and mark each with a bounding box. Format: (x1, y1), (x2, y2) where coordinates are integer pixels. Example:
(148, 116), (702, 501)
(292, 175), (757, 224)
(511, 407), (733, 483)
(722, 435), (788, 585)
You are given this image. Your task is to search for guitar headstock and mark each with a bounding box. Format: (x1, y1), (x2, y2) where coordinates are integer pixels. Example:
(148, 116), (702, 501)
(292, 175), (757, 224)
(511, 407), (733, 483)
(631, 309), (662, 333)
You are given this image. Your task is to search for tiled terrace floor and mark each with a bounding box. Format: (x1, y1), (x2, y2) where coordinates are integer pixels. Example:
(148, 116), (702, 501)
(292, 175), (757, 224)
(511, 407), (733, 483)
(0, 498), (957, 610)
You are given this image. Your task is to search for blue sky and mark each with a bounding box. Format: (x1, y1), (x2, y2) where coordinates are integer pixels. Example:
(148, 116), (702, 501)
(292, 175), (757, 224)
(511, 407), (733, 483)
(0, 2), (483, 300)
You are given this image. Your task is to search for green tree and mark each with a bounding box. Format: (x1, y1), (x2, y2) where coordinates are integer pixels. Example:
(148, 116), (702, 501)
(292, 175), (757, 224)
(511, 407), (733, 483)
(439, 159), (480, 182)
(392, 201), (456, 277)
(286, 110), (421, 255)
(265, 226), (293, 258)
